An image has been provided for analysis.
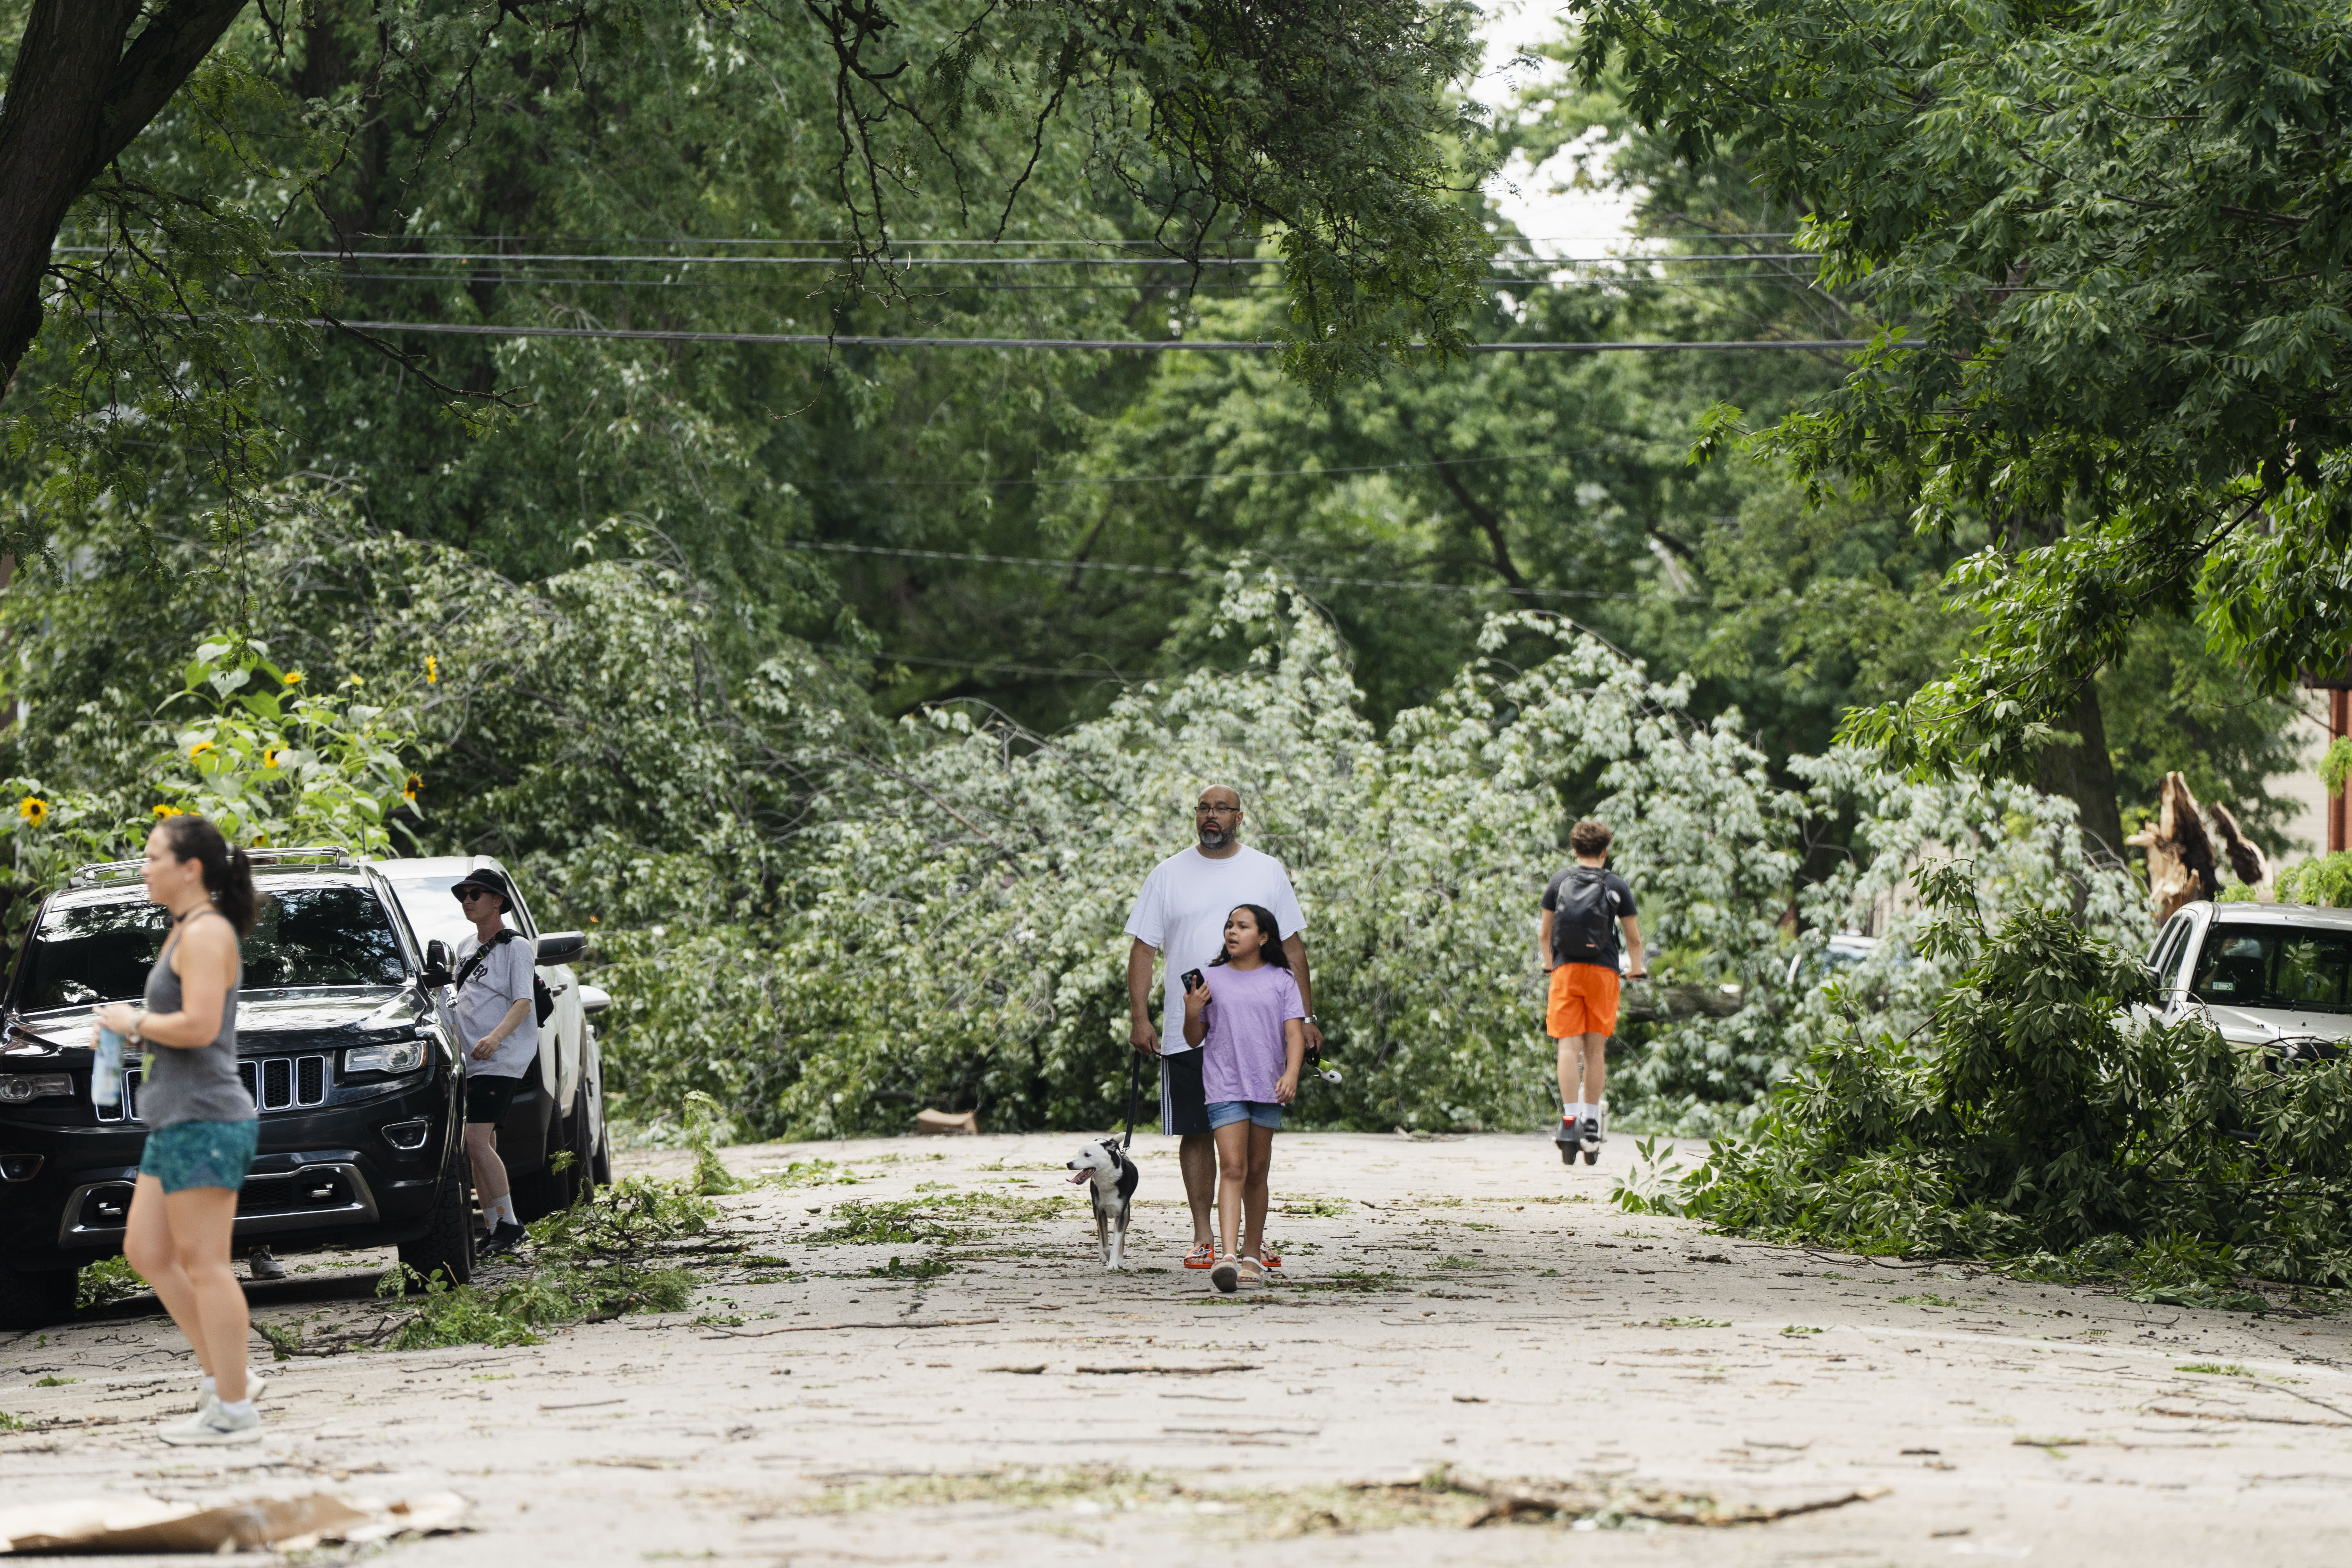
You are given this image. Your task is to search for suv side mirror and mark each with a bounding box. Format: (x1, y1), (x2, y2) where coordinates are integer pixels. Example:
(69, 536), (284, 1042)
(535, 931), (587, 965)
(421, 939), (453, 988)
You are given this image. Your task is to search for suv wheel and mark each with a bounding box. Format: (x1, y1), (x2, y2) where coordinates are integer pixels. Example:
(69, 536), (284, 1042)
(396, 1165), (475, 1289)
(0, 1261), (80, 1331)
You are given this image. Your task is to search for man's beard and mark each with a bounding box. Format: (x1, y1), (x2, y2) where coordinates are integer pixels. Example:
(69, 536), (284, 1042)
(1197, 825), (1235, 850)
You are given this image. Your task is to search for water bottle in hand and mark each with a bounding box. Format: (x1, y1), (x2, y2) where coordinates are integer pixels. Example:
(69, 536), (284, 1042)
(93, 1027), (125, 1109)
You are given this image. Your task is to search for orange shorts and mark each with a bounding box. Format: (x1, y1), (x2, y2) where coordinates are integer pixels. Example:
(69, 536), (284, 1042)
(1546, 963), (1621, 1038)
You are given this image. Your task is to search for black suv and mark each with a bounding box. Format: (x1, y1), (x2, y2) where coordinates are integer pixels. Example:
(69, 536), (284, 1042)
(0, 850), (482, 1327)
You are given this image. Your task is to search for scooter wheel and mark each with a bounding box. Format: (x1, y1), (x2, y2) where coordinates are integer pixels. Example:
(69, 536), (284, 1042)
(1582, 1145), (1600, 1165)
(1558, 1143), (1576, 1165)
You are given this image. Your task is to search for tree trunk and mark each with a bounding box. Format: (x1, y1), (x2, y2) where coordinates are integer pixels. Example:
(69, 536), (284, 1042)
(0, 0), (252, 391)
(2035, 680), (2125, 861)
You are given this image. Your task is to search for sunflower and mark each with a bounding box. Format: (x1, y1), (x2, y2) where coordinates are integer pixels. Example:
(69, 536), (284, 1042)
(152, 805), (182, 820)
(263, 749), (280, 769)
(17, 797), (48, 827)
(425, 654), (438, 686)
(188, 740), (215, 760)
(282, 671), (303, 686)
(403, 773), (422, 804)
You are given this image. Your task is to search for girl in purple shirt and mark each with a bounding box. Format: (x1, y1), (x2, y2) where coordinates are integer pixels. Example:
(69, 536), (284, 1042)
(1181, 902), (1306, 1292)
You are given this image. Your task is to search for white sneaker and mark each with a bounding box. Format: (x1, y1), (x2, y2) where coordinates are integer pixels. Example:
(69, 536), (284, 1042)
(158, 1399), (263, 1446)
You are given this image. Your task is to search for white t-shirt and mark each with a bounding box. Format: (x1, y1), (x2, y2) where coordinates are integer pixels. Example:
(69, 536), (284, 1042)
(453, 932), (538, 1080)
(1124, 845), (1307, 1055)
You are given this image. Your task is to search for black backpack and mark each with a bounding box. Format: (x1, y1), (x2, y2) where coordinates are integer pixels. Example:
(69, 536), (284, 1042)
(1552, 867), (1614, 965)
(454, 929), (556, 1027)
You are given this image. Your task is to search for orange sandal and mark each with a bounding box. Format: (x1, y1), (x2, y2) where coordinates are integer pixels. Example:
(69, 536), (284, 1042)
(1256, 1246), (1282, 1273)
(1183, 1244), (1216, 1269)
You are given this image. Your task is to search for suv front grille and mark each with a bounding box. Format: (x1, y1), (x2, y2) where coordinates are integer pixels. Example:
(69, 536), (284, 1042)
(97, 1054), (332, 1122)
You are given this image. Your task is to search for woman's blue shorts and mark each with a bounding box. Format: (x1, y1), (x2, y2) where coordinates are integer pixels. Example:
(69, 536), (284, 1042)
(1205, 1100), (1283, 1131)
(139, 1119), (258, 1194)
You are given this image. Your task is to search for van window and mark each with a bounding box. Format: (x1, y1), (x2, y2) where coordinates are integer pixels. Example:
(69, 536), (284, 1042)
(2191, 928), (2352, 1014)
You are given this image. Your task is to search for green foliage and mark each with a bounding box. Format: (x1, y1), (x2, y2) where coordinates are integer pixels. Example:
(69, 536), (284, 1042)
(0, 625), (419, 938)
(373, 1175), (716, 1350)
(1579, 0), (2352, 778)
(1638, 871), (2352, 1290)
(868, 1256), (954, 1280)
(683, 1092), (746, 1197)
(2321, 739), (2352, 799)
(74, 1256), (144, 1313)
(2276, 855), (2352, 910)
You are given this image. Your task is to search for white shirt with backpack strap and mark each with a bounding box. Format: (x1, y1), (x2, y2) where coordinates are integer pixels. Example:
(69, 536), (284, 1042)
(453, 930), (537, 1079)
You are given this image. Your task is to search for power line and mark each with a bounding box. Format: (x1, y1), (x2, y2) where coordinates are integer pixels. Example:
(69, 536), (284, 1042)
(811, 447), (1653, 488)
(779, 539), (1681, 601)
(59, 246), (1823, 268)
(321, 318), (1867, 352)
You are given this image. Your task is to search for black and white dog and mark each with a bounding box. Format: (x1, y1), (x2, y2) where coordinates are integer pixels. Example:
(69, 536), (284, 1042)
(1065, 1139), (1139, 1269)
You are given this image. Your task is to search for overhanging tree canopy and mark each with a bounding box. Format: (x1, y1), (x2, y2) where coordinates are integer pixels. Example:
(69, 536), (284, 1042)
(0, 0), (1493, 546)
(1577, 0), (2352, 785)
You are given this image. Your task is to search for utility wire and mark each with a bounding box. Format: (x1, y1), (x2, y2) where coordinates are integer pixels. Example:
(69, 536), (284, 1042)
(60, 247), (1823, 268)
(779, 539), (1683, 601)
(320, 318), (1867, 352)
(808, 447), (1654, 487)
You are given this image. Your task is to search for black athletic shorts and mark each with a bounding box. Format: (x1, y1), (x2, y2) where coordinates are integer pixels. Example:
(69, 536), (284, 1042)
(465, 1063), (534, 1125)
(1159, 1047), (1210, 1137)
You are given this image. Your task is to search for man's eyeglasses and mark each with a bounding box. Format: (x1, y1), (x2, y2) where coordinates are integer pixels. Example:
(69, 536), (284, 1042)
(458, 888), (497, 903)
(1194, 803), (1238, 815)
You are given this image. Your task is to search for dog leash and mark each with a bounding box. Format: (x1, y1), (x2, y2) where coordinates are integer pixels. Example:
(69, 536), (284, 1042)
(1122, 1051), (1142, 1150)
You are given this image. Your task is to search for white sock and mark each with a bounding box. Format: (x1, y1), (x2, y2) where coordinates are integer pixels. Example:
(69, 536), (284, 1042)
(1568, 1102), (1588, 1124)
(497, 1195), (519, 1228)
(217, 1398), (255, 1420)
(200, 1375), (215, 1400)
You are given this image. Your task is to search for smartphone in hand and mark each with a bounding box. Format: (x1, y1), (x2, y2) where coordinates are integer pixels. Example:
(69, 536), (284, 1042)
(1181, 968), (1205, 995)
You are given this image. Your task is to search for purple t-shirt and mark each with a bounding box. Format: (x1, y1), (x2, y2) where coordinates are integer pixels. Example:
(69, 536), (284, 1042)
(1200, 963), (1306, 1104)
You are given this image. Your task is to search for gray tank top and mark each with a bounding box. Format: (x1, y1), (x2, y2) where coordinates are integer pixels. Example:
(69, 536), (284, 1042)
(139, 911), (251, 1128)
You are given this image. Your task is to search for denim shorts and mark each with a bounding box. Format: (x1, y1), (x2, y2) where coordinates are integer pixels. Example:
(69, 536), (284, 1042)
(1205, 1100), (1283, 1131)
(139, 1118), (259, 1194)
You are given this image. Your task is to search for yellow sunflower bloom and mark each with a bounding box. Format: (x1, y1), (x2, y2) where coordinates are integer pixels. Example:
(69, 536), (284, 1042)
(263, 749), (280, 769)
(17, 797), (49, 827)
(152, 805), (182, 820)
(188, 740), (215, 760)
(282, 671), (303, 686)
(426, 655), (438, 685)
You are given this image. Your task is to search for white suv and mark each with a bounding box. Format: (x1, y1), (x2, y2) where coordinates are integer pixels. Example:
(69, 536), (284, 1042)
(2144, 901), (2352, 1059)
(377, 857), (611, 1217)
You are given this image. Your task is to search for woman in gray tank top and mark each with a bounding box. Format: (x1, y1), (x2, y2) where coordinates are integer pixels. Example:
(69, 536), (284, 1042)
(94, 814), (264, 1447)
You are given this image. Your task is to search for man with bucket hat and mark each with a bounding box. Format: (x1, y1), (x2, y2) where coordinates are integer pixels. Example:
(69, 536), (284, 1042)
(450, 868), (537, 1257)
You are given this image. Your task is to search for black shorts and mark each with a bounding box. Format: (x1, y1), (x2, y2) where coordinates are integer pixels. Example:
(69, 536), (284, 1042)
(466, 1067), (532, 1125)
(1160, 1047), (1210, 1137)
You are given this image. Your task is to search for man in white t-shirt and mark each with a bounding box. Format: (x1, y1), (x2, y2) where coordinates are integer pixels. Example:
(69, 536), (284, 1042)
(1125, 785), (1322, 1271)
(450, 868), (539, 1258)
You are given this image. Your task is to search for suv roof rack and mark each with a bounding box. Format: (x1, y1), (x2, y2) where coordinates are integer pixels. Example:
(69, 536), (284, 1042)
(68, 846), (359, 886)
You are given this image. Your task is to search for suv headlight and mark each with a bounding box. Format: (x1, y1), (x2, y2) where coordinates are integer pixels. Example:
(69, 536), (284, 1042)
(345, 1039), (426, 1076)
(0, 1073), (73, 1103)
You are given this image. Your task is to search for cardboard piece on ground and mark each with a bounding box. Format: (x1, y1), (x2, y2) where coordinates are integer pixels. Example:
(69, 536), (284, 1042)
(913, 1108), (979, 1135)
(0, 1491), (467, 1554)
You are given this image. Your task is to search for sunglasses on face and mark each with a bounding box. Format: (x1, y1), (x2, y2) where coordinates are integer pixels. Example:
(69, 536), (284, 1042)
(458, 888), (497, 903)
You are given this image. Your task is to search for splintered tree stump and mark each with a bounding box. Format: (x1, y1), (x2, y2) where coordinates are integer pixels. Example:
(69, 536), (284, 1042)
(913, 1108), (980, 1136)
(2125, 772), (2268, 920)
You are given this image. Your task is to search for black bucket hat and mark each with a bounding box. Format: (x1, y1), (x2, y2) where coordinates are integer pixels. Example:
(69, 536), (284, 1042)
(450, 867), (514, 911)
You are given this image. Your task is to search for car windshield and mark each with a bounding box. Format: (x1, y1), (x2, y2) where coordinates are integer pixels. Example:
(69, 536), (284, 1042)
(2191, 926), (2352, 1015)
(16, 884), (408, 1010)
(384, 875), (518, 958)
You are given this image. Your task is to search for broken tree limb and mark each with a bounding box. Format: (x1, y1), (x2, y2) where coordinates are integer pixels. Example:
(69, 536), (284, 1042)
(2126, 772), (2219, 920)
(2209, 800), (2271, 890)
